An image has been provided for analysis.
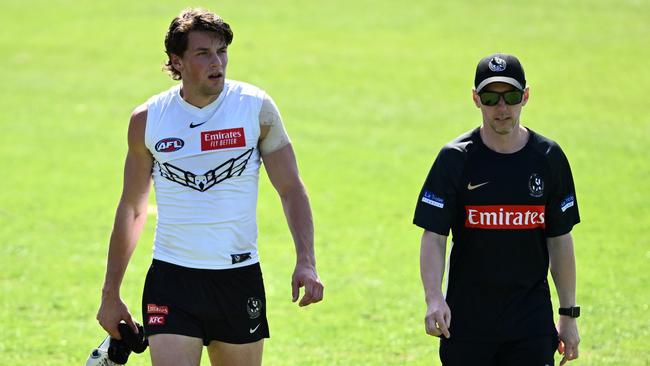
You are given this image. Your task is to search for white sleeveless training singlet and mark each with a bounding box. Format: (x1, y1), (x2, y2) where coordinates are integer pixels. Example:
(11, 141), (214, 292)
(144, 80), (265, 269)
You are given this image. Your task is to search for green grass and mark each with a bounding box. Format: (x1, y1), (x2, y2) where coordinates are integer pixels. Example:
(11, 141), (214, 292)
(1, 0), (649, 365)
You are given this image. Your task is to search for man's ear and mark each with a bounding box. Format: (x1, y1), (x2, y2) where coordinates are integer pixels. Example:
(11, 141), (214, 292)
(521, 86), (530, 106)
(170, 54), (183, 74)
(472, 89), (481, 108)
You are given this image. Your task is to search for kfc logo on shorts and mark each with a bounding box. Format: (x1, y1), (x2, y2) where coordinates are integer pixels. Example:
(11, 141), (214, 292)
(148, 315), (166, 325)
(465, 205), (545, 229)
(201, 128), (246, 151)
(147, 304), (169, 315)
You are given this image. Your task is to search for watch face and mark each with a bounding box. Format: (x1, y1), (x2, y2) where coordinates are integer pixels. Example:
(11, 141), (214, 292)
(572, 306), (580, 317)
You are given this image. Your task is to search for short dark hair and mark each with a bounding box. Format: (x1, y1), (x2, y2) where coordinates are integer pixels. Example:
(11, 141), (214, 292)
(163, 8), (234, 80)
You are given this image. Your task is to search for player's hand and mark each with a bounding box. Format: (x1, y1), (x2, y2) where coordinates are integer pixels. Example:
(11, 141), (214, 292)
(424, 296), (451, 338)
(291, 263), (324, 307)
(96, 294), (139, 340)
(557, 316), (580, 365)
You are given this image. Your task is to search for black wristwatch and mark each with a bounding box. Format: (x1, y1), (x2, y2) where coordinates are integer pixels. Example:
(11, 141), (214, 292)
(558, 306), (580, 318)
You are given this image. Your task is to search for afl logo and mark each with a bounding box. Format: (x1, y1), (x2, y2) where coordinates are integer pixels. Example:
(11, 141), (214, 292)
(155, 137), (184, 152)
(488, 57), (507, 72)
(528, 173), (544, 197)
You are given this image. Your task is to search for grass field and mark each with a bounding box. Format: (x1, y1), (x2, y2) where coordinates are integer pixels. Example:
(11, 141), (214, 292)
(1, 0), (649, 365)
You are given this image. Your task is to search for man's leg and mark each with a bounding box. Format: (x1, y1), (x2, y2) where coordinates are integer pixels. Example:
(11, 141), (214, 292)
(439, 338), (498, 366)
(207, 339), (263, 366)
(149, 334), (203, 366)
(497, 335), (558, 366)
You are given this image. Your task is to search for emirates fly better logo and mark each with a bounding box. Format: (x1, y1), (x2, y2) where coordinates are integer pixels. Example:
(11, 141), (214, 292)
(201, 128), (246, 151)
(465, 205), (545, 229)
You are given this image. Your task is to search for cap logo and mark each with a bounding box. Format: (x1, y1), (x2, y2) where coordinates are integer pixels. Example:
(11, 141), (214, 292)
(488, 57), (507, 72)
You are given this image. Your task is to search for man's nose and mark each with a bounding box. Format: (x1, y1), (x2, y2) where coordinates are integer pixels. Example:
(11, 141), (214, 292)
(210, 53), (223, 67)
(495, 95), (508, 109)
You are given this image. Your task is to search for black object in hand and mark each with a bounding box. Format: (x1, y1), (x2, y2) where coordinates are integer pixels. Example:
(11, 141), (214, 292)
(108, 323), (148, 364)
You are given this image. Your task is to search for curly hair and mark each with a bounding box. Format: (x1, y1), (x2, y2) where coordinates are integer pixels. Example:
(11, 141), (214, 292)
(163, 8), (234, 80)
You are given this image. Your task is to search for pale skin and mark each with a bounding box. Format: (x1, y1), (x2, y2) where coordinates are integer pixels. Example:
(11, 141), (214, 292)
(96, 30), (323, 366)
(420, 82), (579, 364)
(471, 82), (530, 153)
(548, 233), (580, 365)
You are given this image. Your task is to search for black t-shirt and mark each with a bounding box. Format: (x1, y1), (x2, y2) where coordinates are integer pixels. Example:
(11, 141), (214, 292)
(413, 127), (580, 341)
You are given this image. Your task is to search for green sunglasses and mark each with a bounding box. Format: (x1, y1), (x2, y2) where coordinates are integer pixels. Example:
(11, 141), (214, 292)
(478, 90), (524, 106)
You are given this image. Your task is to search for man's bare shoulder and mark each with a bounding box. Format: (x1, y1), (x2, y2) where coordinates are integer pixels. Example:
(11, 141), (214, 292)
(130, 103), (148, 125)
(128, 103), (149, 150)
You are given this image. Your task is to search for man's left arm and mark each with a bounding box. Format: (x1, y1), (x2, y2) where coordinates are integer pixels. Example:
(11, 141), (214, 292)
(259, 94), (324, 307)
(547, 232), (580, 365)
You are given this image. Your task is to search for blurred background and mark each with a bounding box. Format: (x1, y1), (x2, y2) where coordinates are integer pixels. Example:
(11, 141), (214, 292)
(1, 0), (648, 364)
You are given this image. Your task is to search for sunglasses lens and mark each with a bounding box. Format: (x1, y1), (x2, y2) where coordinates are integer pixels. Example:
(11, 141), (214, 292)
(479, 92), (500, 106)
(504, 91), (523, 105)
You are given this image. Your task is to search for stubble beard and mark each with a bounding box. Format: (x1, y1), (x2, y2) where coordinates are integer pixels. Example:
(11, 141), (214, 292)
(489, 118), (517, 135)
(199, 80), (224, 99)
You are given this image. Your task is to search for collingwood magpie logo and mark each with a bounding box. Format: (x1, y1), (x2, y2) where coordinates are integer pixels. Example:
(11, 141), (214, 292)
(488, 56), (507, 72)
(231, 252), (252, 264)
(154, 148), (254, 192)
(528, 173), (544, 197)
(247, 297), (263, 319)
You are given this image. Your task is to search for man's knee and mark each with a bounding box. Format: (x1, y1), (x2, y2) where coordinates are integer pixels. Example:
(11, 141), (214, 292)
(149, 334), (203, 366)
(207, 339), (264, 366)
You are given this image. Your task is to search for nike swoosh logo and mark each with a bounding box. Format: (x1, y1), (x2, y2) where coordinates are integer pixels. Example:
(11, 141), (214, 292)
(467, 181), (490, 190)
(249, 324), (261, 333)
(189, 121), (207, 128)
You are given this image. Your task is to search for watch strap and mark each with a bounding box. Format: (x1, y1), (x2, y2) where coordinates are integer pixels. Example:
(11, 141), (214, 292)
(558, 306), (580, 318)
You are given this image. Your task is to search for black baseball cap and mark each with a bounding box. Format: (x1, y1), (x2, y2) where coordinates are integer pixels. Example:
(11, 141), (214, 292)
(474, 53), (526, 92)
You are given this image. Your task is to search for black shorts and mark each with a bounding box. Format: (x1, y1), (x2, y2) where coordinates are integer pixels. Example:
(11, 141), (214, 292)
(440, 335), (559, 366)
(141, 259), (269, 345)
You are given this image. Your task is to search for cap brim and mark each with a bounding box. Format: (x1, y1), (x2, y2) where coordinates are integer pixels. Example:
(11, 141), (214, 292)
(476, 77), (524, 92)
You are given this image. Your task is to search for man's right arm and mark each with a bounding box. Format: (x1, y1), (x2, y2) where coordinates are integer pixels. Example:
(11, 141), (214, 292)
(96, 104), (152, 339)
(420, 230), (451, 338)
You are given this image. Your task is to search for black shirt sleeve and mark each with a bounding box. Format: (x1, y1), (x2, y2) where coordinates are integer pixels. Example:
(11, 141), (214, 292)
(413, 146), (465, 236)
(545, 143), (580, 237)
